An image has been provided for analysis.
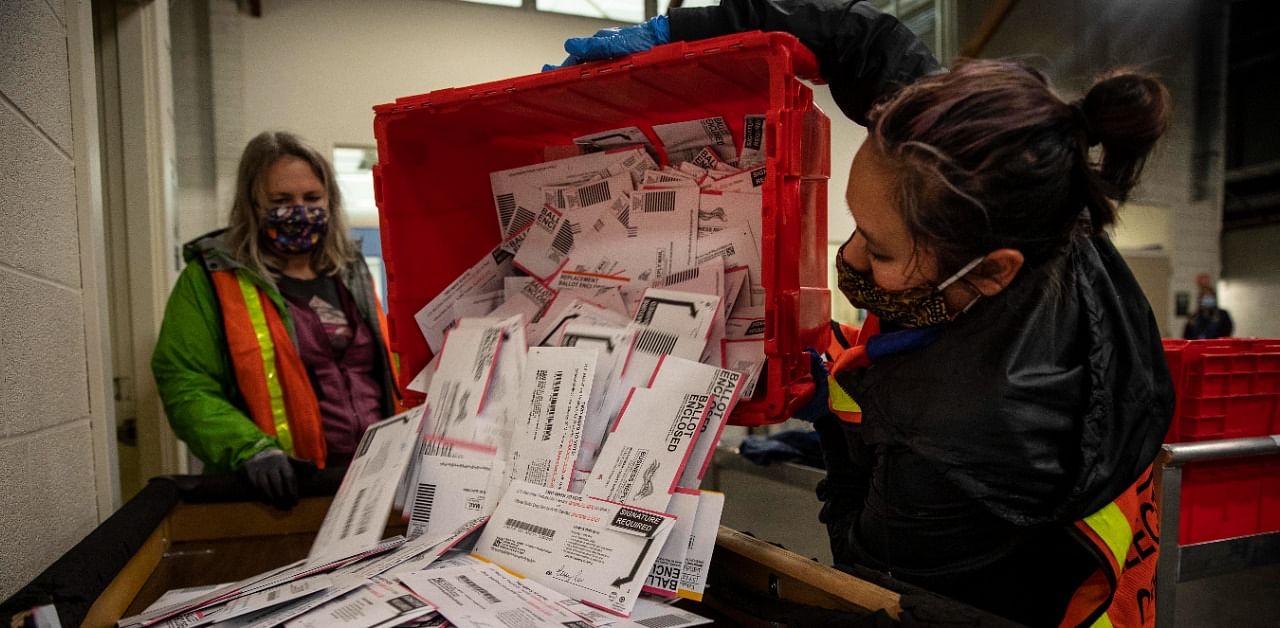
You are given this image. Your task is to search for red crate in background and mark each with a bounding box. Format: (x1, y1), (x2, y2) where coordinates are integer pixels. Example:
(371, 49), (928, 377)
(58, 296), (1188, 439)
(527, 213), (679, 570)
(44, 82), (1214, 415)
(1162, 338), (1280, 443)
(1162, 338), (1280, 546)
(372, 33), (832, 426)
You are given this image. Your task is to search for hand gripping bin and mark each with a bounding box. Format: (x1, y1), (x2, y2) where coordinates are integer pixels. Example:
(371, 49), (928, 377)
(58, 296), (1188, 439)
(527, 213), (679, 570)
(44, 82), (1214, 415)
(372, 32), (832, 426)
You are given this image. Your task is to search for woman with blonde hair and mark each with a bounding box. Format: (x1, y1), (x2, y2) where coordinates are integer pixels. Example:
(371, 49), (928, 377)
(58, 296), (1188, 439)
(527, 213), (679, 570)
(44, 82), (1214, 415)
(153, 131), (398, 507)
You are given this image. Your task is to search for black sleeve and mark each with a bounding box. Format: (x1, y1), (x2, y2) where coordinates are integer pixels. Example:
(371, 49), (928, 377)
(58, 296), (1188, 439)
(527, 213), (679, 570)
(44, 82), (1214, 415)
(668, 0), (943, 125)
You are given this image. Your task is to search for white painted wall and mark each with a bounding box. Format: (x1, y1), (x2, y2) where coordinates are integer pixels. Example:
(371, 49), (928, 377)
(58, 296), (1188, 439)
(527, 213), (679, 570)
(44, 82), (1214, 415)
(1220, 224), (1280, 338)
(0, 0), (114, 599)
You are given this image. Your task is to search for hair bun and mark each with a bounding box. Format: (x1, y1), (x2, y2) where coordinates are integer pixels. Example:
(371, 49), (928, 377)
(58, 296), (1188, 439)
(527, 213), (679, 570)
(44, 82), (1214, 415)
(1078, 70), (1173, 201)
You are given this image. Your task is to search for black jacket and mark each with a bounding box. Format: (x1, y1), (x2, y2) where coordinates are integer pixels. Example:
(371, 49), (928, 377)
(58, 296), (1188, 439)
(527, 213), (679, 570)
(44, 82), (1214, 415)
(671, 2), (1174, 624)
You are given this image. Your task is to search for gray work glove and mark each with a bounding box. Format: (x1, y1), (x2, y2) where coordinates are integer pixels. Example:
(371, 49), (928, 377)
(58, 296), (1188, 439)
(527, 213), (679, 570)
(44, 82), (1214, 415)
(242, 448), (298, 509)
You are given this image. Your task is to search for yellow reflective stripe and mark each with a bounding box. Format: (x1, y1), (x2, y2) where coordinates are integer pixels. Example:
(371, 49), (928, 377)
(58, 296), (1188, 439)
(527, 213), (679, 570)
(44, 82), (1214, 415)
(1090, 611), (1114, 628)
(1084, 502), (1131, 571)
(828, 374), (861, 413)
(237, 274), (294, 456)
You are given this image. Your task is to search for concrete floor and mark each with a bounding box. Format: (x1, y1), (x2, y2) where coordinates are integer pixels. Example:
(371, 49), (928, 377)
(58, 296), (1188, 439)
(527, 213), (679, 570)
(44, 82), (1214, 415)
(708, 429), (1280, 627)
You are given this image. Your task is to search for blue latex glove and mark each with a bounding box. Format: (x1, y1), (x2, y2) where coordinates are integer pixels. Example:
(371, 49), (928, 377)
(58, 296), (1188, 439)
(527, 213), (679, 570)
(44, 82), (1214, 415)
(242, 448), (298, 509)
(793, 348), (832, 422)
(542, 15), (670, 72)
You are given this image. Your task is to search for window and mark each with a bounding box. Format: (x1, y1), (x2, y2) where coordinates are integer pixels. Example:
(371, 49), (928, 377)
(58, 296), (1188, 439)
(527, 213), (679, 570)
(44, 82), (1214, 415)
(333, 146), (386, 302)
(536, 0), (646, 22)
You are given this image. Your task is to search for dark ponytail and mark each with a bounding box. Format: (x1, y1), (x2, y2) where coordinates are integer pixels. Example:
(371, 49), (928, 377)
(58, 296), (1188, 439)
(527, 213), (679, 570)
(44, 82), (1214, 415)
(1075, 70), (1173, 226)
(867, 60), (1172, 278)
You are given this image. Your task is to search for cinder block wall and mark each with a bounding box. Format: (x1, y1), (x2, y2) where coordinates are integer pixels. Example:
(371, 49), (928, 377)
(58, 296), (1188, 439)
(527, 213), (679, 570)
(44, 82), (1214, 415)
(0, 0), (103, 599)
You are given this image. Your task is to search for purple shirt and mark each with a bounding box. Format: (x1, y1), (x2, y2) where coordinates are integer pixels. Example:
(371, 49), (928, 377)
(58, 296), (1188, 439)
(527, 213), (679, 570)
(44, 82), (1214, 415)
(277, 276), (384, 467)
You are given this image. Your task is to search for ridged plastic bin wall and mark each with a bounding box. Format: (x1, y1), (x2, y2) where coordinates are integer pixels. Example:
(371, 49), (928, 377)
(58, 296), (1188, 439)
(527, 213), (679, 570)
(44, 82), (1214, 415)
(373, 32), (832, 426)
(1163, 339), (1280, 544)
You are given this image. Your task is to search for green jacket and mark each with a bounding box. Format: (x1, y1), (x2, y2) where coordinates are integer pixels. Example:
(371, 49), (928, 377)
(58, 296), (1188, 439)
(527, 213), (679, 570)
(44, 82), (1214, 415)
(151, 230), (395, 472)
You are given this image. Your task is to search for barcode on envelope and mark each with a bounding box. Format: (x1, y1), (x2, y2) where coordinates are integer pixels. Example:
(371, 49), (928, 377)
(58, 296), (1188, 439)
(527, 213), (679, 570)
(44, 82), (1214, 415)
(511, 207), (536, 233)
(342, 488), (367, 539)
(643, 191), (676, 213)
(551, 222), (576, 256)
(663, 267), (700, 286)
(577, 180), (611, 206)
(457, 575), (502, 604)
(409, 483), (437, 529)
(496, 193), (516, 227)
(635, 328), (679, 355)
(638, 615), (692, 628)
(505, 517), (556, 540)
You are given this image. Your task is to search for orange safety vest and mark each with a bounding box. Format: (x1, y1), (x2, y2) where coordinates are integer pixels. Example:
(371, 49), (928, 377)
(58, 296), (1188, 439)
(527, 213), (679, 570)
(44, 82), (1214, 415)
(825, 317), (880, 424)
(1061, 465), (1160, 627)
(210, 269), (400, 469)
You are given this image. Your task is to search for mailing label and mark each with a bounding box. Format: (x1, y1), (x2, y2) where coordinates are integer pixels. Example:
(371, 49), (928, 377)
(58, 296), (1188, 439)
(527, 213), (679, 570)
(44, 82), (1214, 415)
(472, 481), (675, 616)
(408, 456), (495, 540)
(284, 578), (434, 628)
(644, 359), (743, 490)
(721, 338), (766, 399)
(308, 408), (427, 564)
(415, 246), (511, 353)
(506, 347), (597, 492)
(653, 117), (736, 165)
(421, 325), (505, 453)
(738, 114), (767, 167)
(631, 288), (721, 362)
(702, 165), (766, 193)
(643, 491), (701, 598)
(582, 385), (712, 512)
(677, 491), (725, 601)
(400, 564), (598, 628)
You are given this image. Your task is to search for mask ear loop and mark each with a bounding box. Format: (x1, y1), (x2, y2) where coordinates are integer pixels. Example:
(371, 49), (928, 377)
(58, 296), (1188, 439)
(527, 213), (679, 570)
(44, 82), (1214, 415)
(936, 256), (987, 316)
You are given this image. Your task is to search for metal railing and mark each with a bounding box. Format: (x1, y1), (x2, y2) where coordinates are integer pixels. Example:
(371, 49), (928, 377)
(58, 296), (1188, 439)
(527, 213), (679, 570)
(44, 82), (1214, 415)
(1156, 435), (1280, 628)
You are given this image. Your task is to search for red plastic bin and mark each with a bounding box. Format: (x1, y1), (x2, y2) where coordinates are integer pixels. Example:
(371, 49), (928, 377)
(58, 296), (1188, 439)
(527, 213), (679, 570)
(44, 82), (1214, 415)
(372, 32), (832, 426)
(1179, 457), (1269, 545)
(1162, 338), (1280, 442)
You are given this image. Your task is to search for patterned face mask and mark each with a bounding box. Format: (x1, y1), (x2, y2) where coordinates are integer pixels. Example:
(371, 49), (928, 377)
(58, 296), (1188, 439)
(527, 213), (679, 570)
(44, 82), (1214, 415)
(261, 204), (328, 254)
(835, 239), (985, 328)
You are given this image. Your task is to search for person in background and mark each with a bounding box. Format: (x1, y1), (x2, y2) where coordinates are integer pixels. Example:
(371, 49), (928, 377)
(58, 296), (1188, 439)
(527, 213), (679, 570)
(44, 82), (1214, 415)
(152, 131), (399, 508)
(552, 1), (1174, 625)
(1184, 273), (1234, 339)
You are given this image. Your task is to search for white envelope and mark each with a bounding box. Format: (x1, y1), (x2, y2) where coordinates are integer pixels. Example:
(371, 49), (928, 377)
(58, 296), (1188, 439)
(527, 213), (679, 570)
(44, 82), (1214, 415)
(697, 190), (762, 242)
(643, 490), (701, 598)
(696, 227), (763, 307)
(307, 408), (427, 564)
(544, 173), (633, 210)
(414, 247), (512, 354)
(284, 579), (434, 628)
(529, 298), (630, 347)
(407, 456), (495, 540)
(472, 481), (676, 617)
(504, 347), (597, 493)
(629, 187), (700, 282)
(653, 117), (736, 165)
(701, 164), (766, 193)
(582, 383), (711, 512)
(646, 359), (743, 491)
(512, 205), (576, 281)
(574, 125), (658, 157)
(560, 324), (637, 474)
(612, 597), (712, 628)
(630, 288), (721, 362)
(738, 114), (767, 167)
(451, 289), (504, 321)
(491, 147), (652, 236)
(399, 563), (607, 628)
(678, 491), (725, 601)
(421, 325), (506, 454)
(721, 338), (766, 399)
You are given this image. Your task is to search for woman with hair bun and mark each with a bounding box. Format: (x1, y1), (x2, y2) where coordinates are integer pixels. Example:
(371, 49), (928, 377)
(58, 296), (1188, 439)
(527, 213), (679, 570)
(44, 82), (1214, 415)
(152, 131), (399, 508)
(558, 1), (1174, 625)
